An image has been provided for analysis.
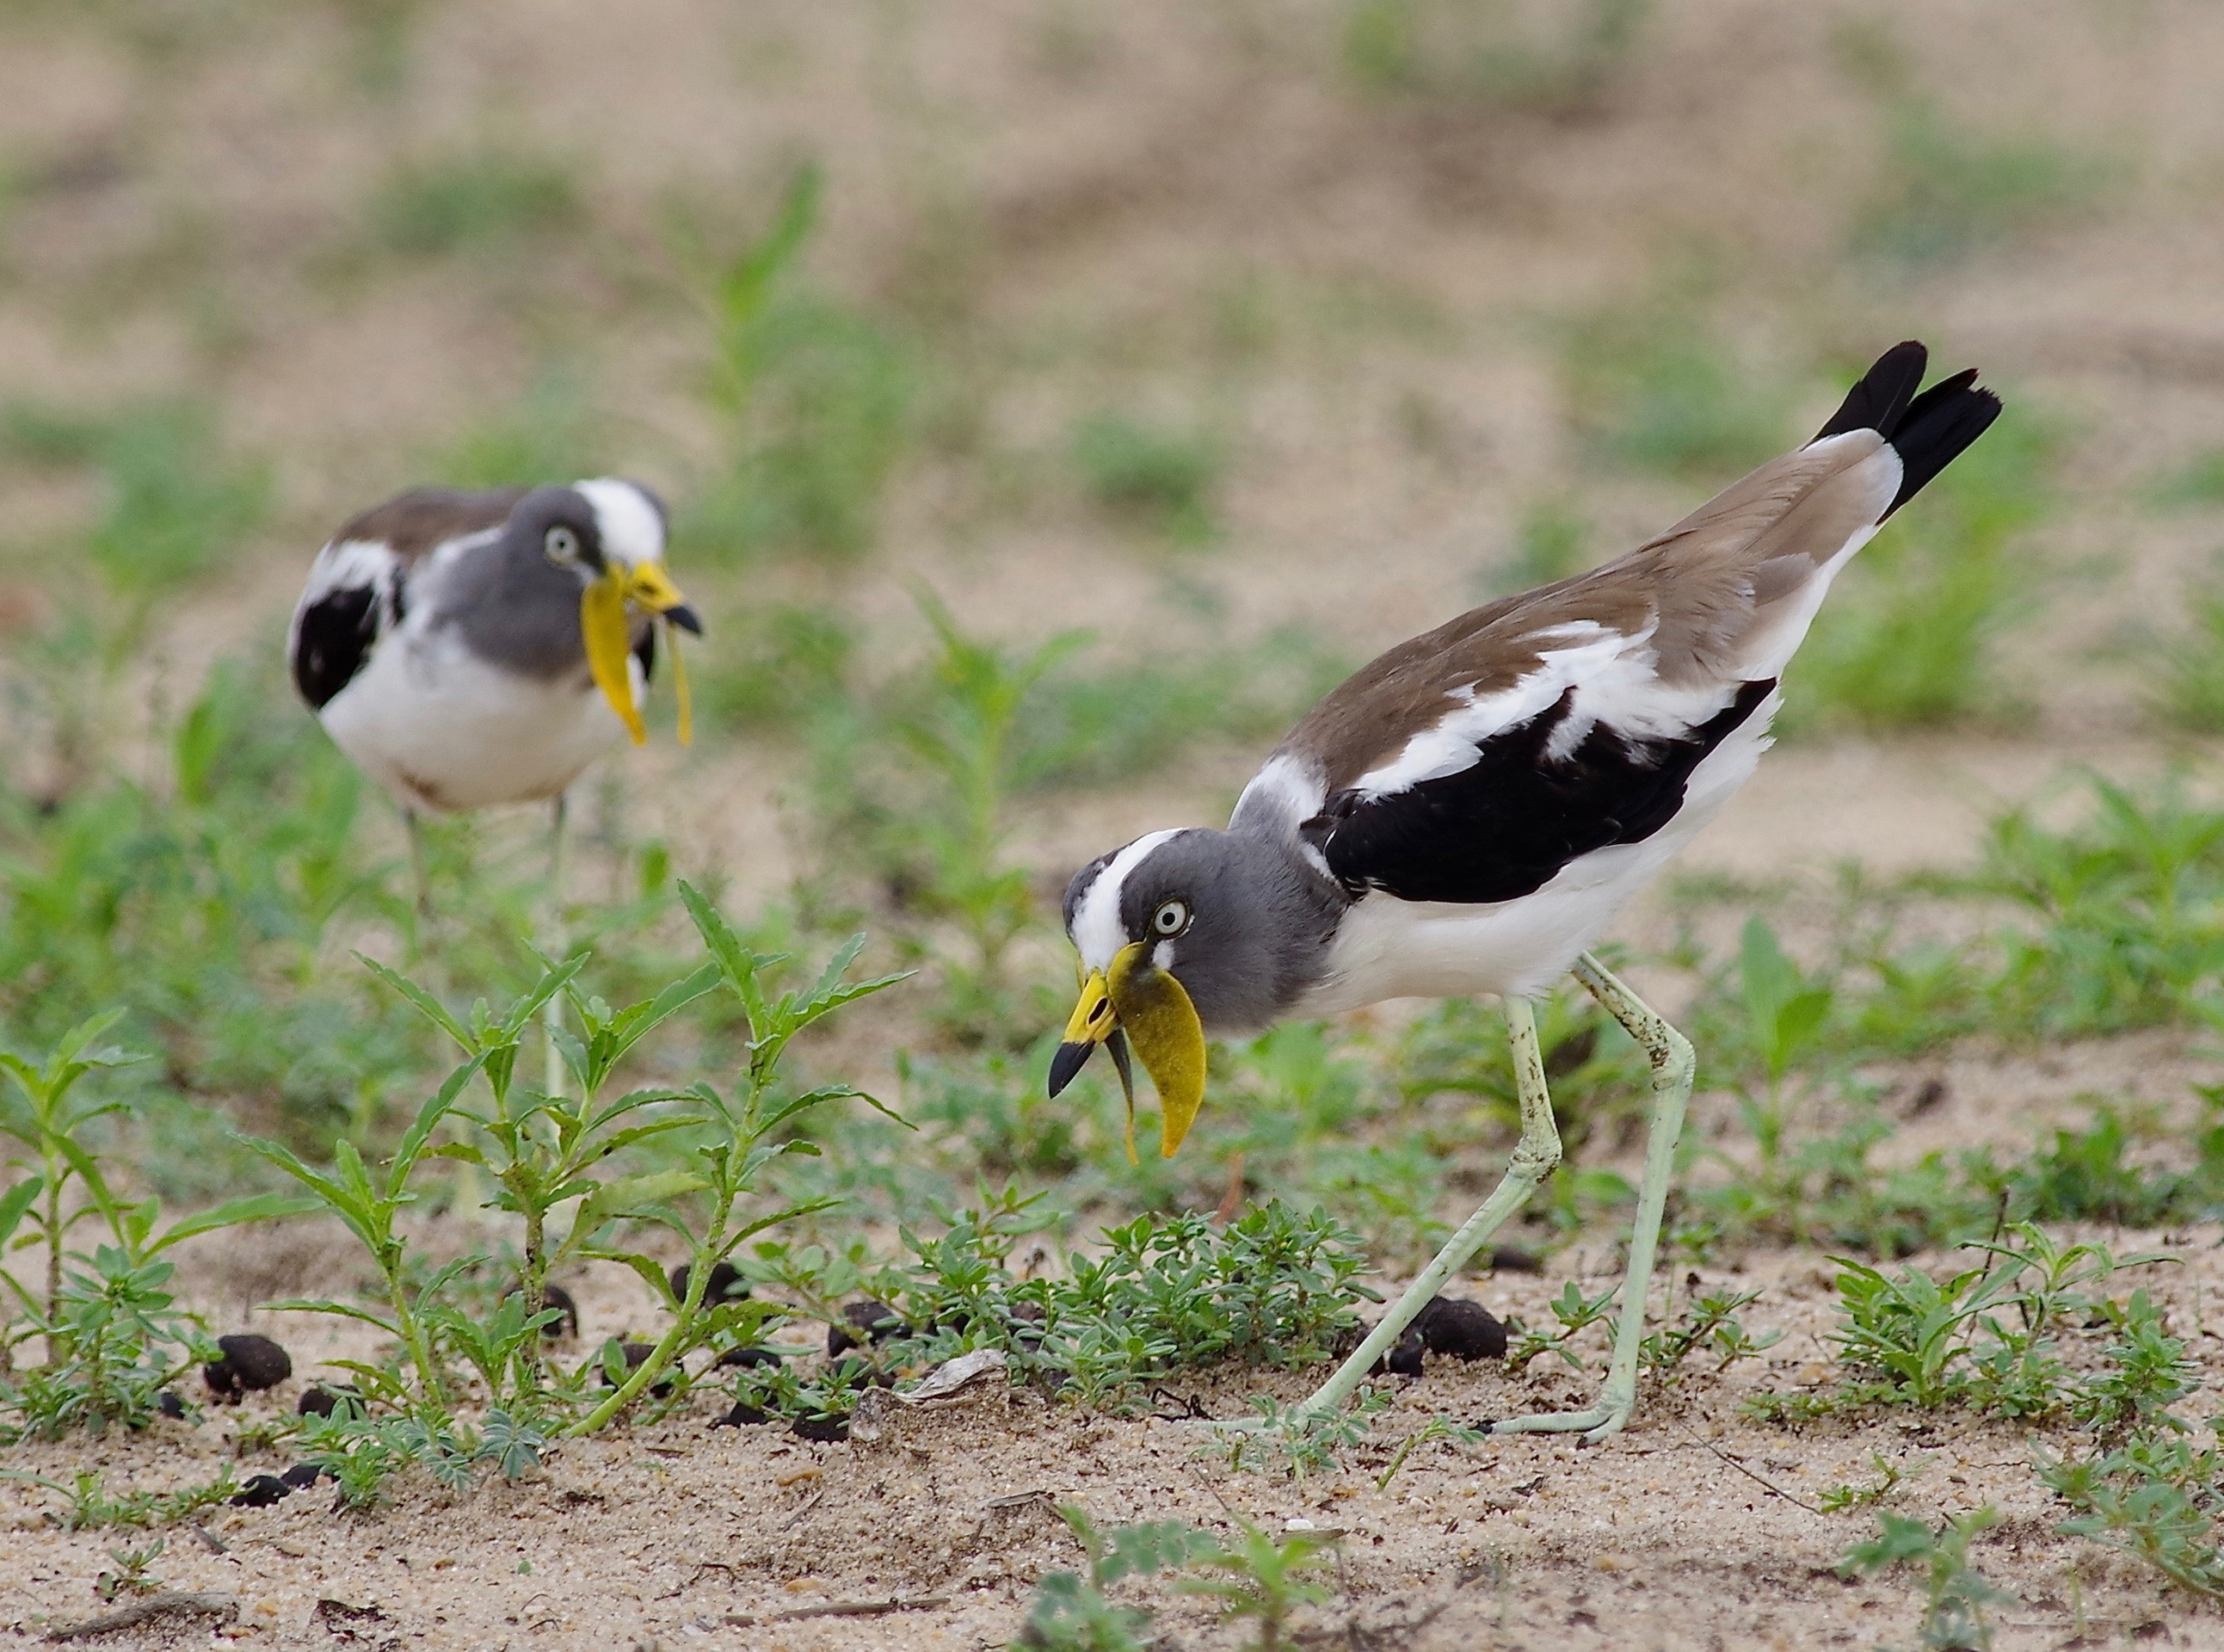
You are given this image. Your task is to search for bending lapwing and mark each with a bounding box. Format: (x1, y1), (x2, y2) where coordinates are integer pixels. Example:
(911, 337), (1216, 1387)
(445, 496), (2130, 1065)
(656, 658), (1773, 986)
(287, 479), (700, 915)
(1046, 342), (1999, 1441)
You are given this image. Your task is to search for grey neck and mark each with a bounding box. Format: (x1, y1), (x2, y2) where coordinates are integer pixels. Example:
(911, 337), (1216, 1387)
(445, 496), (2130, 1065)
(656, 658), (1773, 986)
(439, 530), (595, 681)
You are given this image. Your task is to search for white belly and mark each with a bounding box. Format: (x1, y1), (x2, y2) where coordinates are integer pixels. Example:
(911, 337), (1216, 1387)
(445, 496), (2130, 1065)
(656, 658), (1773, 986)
(1297, 693), (1777, 1010)
(318, 627), (634, 813)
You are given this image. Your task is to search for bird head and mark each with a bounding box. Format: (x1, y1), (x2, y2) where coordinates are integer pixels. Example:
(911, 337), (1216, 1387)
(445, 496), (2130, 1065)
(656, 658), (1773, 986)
(525, 479), (703, 744)
(1048, 827), (1333, 1161)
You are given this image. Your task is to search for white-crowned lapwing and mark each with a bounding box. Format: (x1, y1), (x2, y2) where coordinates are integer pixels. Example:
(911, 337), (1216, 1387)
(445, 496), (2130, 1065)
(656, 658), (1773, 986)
(287, 478), (700, 913)
(1046, 342), (2000, 1441)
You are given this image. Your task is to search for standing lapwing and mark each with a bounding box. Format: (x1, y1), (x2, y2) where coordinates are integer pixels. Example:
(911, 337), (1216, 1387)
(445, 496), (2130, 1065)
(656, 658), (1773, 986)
(1046, 342), (1999, 1441)
(287, 479), (700, 915)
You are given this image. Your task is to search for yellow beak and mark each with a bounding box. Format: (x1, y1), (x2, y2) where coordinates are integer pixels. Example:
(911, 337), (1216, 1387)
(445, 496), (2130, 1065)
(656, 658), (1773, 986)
(580, 559), (699, 747)
(1046, 941), (1207, 1162)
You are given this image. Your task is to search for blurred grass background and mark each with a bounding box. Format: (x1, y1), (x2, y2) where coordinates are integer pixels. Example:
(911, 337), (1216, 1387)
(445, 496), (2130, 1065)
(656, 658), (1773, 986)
(5, 0), (2224, 1250)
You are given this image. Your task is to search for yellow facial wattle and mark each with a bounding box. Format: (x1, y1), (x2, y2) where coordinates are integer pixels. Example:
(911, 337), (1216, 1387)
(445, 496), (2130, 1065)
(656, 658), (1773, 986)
(1049, 942), (1208, 1161)
(579, 560), (696, 747)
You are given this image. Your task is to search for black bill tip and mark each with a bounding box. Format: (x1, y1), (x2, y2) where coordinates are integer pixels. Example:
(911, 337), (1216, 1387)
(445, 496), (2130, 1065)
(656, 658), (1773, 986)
(665, 602), (705, 636)
(1048, 1040), (1095, 1098)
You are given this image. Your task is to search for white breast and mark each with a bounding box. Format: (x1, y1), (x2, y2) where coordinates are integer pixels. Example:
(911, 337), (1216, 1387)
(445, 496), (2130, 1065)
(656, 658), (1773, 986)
(318, 621), (637, 814)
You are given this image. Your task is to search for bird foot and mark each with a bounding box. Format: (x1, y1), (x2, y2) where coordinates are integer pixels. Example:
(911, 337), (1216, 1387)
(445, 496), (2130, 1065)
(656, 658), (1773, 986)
(1488, 1397), (1630, 1446)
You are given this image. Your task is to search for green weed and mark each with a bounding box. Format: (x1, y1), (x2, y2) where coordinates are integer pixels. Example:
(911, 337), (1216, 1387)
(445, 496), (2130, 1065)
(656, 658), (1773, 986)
(1020, 1506), (1218, 1652)
(1340, 0), (1646, 116)
(1177, 1519), (1337, 1650)
(1557, 270), (1793, 481)
(1839, 1507), (2015, 1652)
(1788, 406), (2051, 732)
(1818, 1451), (1931, 1514)
(1853, 96), (2112, 268)
(2039, 1431), (2224, 1599)
(369, 146), (582, 258)
(4, 1466), (239, 1532)
(1069, 413), (1223, 547)
(231, 883), (899, 1436)
(675, 165), (914, 565)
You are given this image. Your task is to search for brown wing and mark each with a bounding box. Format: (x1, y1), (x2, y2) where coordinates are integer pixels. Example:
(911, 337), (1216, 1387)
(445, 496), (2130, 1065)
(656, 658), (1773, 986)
(1279, 343), (1998, 795)
(329, 486), (527, 571)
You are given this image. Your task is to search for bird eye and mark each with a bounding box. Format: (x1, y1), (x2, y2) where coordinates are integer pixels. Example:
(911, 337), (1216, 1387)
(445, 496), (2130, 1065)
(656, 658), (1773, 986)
(544, 527), (581, 564)
(1152, 900), (1190, 936)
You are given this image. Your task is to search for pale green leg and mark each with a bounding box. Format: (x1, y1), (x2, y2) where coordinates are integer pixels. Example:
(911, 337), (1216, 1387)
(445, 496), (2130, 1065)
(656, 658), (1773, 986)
(1286, 995), (1562, 1424)
(542, 792), (569, 1100)
(1490, 952), (1695, 1445)
(404, 808), (433, 921)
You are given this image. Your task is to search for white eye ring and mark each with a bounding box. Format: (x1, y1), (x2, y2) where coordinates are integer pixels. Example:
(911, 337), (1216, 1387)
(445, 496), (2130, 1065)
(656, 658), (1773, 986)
(544, 526), (582, 564)
(1151, 900), (1189, 936)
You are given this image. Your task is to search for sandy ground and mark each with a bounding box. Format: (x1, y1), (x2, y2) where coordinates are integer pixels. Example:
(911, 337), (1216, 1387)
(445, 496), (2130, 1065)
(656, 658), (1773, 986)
(10, 1), (2224, 1646)
(4, 1217), (2221, 1651)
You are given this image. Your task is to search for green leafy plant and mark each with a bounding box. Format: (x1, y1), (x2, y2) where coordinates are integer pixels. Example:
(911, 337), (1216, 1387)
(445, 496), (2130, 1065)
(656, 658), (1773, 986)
(1069, 412), (1223, 547)
(2040, 1433), (2224, 1599)
(1839, 1507), (2015, 1652)
(1176, 1519), (1338, 1651)
(1819, 1451), (1932, 1514)
(369, 145), (581, 258)
(1340, 0), (1646, 116)
(3, 1466), (240, 1531)
(676, 164), (913, 565)
(1020, 1506), (1217, 1652)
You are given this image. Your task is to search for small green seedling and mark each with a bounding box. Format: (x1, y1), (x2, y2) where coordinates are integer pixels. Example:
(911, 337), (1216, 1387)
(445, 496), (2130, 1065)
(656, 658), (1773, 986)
(1819, 1451), (1933, 1514)
(1176, 1519), (1338, 1652)
(95, 1538), (165, 1601)
(1839, 1507), (2015, 1652)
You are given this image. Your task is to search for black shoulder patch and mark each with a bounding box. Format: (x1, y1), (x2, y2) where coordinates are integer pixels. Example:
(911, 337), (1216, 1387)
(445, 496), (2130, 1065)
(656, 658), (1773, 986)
(292, 586), (379, 711)
(1304, 680), (1776, 905)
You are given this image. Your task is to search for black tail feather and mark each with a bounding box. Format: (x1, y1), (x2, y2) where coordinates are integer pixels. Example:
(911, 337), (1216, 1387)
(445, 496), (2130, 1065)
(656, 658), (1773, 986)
(1882, 367), (2001, 518)
(1814, 340), (1927, 442)
(1814, 340), (2002, 520)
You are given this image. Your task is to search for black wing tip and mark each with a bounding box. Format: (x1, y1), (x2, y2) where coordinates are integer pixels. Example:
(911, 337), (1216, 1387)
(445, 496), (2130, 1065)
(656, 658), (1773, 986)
(1882, 373), (2003, 519)
(1813, 340), (1929, 442)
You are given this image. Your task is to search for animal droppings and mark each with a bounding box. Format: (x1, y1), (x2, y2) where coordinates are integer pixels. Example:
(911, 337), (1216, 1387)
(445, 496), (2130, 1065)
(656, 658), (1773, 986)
(230, 1474), (292, 1507)
(1377, 1328), (1426, 1378)
(671, 1261), (748, 1307)
(280, 1463), (323, 1490)
(297, 1384), (360, 1418)
(826, 1299), (902, 1357)
(1488, 1247), (1543, 1274)
(539, 1282), (580, 1338)
(203, 1334), (293, 1402)
(790, 1415), (851, 1443)
(1415, 1296), (1507, 1360)
(157, 1390), (187, 1420)
(713, 1402), (771, 1428)
(601, 1341), (677, 1397)
(715, 1345), (783, 1369)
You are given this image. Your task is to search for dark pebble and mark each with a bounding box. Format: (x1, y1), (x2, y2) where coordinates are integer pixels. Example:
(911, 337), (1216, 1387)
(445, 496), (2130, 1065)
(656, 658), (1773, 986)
(712, 1402), (771, 1428)
(714, 1345), (783, 1370)
(670, 1261), (748, 1308)
(1376, 1328), (1427, 1378)
(826, 1299), (901, 1357)
(297, 1384), (360, 1419)
(231, 1474), (292, 1507)
(539, 1283), (580, 1339)
(790, 1415), (850, 1443)
(280, 1463), (323, 1490)
(1415, 1297), (1507, 1360)
(204, 1334), (292, 1402)
(601, 1341), (677, 1397)
(157, 1390), (186, 1420)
